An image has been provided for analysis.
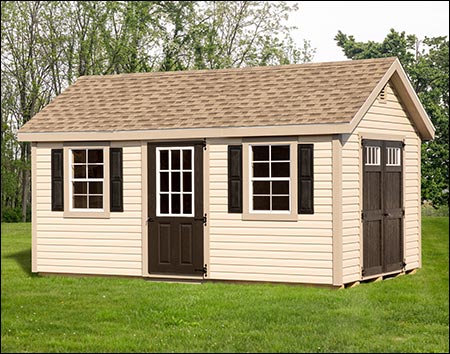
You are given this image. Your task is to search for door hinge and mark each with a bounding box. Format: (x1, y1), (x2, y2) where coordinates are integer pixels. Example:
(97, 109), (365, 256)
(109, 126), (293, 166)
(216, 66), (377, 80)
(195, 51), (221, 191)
(202, 213), (207, 226)
(402, 209), (405, 217)
(361, 267), (365, 276)
(202, 138), (207, 150)
(402, 260), (407, 269)
(195, 264), (208, 277)
(361, 211), (364, 220)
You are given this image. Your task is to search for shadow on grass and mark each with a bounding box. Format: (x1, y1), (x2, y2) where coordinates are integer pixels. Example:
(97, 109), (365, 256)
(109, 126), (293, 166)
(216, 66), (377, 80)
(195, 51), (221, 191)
(6, 248), (34, 275)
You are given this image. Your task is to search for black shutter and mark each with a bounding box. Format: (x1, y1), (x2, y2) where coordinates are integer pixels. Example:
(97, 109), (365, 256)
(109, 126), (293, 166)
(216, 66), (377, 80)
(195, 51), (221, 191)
(298, 144), (314, 214)
(228, 145), (242, 213)
(51, 149), (64, 211)
(110, 148), (123, 212)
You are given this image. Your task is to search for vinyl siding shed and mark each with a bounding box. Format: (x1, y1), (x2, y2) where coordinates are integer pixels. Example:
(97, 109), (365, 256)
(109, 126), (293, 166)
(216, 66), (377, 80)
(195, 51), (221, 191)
(18, 57), (435, 286)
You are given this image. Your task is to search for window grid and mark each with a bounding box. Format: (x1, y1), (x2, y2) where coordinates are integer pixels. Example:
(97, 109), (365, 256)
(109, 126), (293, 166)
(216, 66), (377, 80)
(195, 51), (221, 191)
(386, 147), (401, 166)
(156, 147), (194, 217)
(250, 144), (290, 213)
(365, 146), (380, 166)
(70, 148), (104, 210)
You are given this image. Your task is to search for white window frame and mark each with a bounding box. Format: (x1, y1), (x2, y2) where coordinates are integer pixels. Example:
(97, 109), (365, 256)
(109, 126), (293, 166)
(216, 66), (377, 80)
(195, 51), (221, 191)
(69, 148), (105, 212)
(156, 146), (195, 217)
(249, 144), (291, 214)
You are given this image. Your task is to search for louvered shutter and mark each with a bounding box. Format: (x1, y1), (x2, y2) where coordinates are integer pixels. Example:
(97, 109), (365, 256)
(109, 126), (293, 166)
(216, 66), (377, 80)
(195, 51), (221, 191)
(110, 148), (123, 212)
(298, 144), (314, 214)
(228, 145), (242, 213)
(51, 149), (64, 211)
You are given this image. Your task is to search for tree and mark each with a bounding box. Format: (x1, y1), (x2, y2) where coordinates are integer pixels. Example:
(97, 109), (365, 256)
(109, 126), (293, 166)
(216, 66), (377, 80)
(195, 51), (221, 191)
(335, 29), (449, 207)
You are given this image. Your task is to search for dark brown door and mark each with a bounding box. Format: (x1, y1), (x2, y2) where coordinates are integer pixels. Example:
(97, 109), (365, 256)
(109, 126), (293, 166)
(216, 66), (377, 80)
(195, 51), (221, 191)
(148, 142), (204, 276)
(362, 140), (403, 277)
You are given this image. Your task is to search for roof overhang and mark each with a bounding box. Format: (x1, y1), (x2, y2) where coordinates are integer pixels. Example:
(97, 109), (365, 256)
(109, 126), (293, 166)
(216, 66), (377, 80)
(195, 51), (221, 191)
(17, 122), (351, 142)
(348, 58), (435, 141)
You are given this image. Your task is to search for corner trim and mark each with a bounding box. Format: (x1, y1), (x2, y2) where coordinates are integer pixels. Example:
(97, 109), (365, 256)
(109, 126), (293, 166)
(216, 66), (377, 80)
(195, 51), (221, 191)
(31, 143), (38, 273)
(332, 135), (343, 286)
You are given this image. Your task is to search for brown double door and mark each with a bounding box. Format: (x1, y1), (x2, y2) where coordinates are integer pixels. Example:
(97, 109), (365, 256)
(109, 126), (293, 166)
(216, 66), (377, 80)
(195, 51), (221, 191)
(362, 139), (404, 277)
(148, 142), (204, 276)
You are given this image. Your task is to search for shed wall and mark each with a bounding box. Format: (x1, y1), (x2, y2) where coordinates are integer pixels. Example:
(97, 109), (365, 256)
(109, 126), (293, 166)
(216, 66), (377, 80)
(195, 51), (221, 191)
(341, 82), (421, 283)
(34, 142), (143, 276)
(207, 136), (334, 284)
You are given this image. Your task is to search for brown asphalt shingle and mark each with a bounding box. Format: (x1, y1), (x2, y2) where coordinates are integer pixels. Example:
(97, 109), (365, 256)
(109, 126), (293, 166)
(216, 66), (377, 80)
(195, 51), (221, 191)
(19, 57), (396, 133)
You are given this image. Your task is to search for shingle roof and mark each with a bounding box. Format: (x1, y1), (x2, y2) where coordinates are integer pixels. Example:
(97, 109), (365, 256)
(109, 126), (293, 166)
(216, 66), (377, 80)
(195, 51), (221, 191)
(19, 57), (397, 133)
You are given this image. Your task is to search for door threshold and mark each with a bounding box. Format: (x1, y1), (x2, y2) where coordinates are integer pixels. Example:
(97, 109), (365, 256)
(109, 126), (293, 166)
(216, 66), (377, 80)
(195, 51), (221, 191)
(144, 274), (203, 284)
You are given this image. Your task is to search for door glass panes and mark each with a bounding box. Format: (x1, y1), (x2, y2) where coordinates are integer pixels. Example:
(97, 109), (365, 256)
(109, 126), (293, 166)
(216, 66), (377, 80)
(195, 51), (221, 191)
(157, 147), (194, 216)
(386, 147), (401, 166)
(365, 146), (380, 166)
(251, 144), (290, 212)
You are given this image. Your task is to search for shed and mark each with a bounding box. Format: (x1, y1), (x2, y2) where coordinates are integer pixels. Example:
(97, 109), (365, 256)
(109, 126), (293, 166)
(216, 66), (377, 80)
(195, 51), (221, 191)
(18, 57), (435, 286)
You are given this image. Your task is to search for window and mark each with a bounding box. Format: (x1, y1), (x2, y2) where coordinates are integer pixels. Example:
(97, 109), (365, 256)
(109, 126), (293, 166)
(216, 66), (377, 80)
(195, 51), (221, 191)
(386, 147), (401, 166)
(365, 146), (380, 166)
(70, 149), (104, 210)
(157, 147), (194, 216)
(250, 144), (290, 213)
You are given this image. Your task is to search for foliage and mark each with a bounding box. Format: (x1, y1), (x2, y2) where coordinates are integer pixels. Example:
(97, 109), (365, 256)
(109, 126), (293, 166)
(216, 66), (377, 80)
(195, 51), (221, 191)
(1, 218), (449, 352)
(1, 1), (314, 222)
(335, 29), (449, 207)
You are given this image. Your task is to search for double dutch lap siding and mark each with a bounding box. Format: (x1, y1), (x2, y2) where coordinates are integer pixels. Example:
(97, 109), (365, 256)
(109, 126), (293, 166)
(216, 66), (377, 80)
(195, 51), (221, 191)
(207, 137), (334, 284)
(34, 142), (142, 276)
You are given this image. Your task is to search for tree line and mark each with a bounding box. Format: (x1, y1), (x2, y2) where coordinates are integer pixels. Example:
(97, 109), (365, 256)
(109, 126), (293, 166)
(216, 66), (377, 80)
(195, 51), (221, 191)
(1, 2), (448, 222)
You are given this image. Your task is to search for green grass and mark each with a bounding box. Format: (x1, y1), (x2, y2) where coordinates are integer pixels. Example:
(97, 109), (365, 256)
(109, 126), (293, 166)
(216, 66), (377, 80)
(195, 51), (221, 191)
(1, 218), (449, 353)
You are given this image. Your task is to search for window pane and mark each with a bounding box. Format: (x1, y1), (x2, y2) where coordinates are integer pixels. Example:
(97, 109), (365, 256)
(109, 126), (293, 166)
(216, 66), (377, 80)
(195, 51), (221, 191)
(253, 196), (270, 210)
(271, 162), (289, 177)
(171, 150), (180, 170)
(73, 182), (87, 194)
(172, 194), (181, 214)
(272, 196), (289, 210)
(183, 172), (192, 192)
(253, 181), (270, 195)
(88, 165), (104, 178)
(89, 182), (103, 195)
(73, 165), (86, 178)
(272, 181), (289, 195)
(88, 149), (103, 163)
(89, 196), (103, 209)
(73, 195), (87, 208)
(252, 146), (269, 161)
(72, 150), (86, 163)
(160, 172), (169, 192)
(160, 194), (169, 214)
(183, 194), (192, 214)
(253, 162), (269, 177)
(271, 145), (290, 161)
(171, 172), (180, 192)
(160, 150), (169, 170)
(183, 150), (192, 170)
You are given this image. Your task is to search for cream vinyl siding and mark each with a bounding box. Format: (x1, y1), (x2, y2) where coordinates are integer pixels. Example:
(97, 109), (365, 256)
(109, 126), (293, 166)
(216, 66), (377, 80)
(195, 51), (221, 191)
(35, 142), (142, 276)
(207, 136), (333, 284)
(341, 82), (421, 284)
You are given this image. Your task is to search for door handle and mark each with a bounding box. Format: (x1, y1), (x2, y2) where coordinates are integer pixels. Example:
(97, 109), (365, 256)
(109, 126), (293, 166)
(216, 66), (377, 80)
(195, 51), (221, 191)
(384, 213), (392, 217)
(147, 217), (154, 223)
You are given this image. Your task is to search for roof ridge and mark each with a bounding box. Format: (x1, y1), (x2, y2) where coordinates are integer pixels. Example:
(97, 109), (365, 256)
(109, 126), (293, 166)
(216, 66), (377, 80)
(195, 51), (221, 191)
(77, 57), (398, 80)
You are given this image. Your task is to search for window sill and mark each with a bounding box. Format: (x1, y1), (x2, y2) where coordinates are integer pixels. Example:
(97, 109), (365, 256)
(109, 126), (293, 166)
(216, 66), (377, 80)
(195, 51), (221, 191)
(63, 210), (110, 219)
(242, 212), (298, 222)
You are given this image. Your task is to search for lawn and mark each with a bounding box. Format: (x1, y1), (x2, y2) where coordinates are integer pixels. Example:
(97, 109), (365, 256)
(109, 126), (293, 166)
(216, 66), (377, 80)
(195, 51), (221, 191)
(1, 218), (449, 353)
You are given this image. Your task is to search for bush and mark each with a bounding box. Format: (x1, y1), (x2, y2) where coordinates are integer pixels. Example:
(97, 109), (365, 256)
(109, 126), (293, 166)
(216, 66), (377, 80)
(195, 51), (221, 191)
(422, 202), (449, 217)
(2, 207), (22, 222)
(1, 206), (31, 222)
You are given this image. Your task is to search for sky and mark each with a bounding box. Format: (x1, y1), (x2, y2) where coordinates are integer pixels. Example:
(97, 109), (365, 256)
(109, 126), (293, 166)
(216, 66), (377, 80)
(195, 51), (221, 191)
(287, 1), (450, 62)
